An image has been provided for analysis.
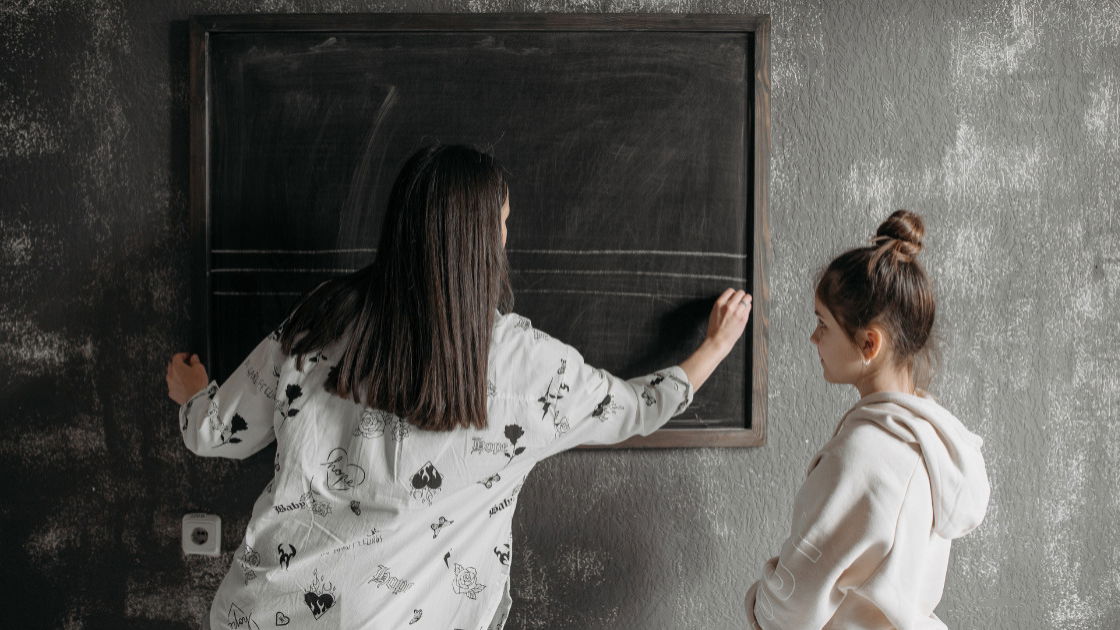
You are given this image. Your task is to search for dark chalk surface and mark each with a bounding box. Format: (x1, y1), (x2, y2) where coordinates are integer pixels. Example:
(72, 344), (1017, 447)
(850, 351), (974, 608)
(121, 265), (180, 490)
(200, 23), (758, 433)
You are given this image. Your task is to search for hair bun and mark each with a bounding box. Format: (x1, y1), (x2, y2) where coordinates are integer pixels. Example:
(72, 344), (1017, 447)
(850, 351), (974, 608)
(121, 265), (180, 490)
(872, 209), (924, 262)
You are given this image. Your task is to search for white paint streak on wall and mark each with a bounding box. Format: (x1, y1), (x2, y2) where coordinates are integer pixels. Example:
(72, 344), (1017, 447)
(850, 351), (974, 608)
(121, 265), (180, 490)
(1084, 76), (1118, 151)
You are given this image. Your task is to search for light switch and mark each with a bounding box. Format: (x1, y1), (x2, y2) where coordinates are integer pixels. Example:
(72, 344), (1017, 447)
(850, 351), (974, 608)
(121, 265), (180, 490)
(182, 513), (221, 557)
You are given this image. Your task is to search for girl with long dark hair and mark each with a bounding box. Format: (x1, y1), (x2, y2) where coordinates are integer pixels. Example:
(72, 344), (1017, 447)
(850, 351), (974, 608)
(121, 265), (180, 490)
(744, 211), (989, 629)
(167, 145), (750, 629)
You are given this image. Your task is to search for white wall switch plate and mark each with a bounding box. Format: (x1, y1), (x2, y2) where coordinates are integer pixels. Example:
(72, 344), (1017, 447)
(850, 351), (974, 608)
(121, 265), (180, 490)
(182, 513), (221, 557)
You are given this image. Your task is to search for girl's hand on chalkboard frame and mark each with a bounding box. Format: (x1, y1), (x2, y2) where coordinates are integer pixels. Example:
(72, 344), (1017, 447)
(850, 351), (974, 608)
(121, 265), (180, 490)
(166, 352), (210, 405)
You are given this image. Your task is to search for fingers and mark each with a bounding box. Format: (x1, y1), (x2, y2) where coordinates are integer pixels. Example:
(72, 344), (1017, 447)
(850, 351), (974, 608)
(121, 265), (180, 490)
(189, 353), (200, 365)
(715, 287), (736, 306)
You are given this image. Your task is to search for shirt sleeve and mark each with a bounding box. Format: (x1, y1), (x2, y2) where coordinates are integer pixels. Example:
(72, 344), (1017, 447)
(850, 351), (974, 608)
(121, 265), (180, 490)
(533, 340), (694, 457)
(744, 449), (912, 629)
(179, 325), (286, 460)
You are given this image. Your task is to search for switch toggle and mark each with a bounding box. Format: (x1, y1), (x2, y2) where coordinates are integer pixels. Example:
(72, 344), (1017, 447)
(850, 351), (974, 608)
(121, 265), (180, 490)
(182, 513), (221, 557)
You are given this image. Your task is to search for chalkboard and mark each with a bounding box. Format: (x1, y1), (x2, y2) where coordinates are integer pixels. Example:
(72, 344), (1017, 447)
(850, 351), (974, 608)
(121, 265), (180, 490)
(189, 13), (771, 448)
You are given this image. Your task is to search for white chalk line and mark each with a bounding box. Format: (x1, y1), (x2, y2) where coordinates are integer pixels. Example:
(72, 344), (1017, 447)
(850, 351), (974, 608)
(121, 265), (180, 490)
(212, 248), (376, 254)
(517, 289), (699, 300)
(518, 269), (745, 282)
(213, 247), (746, 259)
(212, 268), (744, 282)
(508, 248), (746, 259)
(215, 289), (705, 299)
(212, 268), (357, 273)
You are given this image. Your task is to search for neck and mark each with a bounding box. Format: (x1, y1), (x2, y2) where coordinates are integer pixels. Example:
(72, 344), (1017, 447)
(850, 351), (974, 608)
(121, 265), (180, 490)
(854, 364), (916, 399)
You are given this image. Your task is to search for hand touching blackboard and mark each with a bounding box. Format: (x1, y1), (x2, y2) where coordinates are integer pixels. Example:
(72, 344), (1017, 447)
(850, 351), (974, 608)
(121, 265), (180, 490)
(166, 352), (209, 405)
(679, 288), (752, 391)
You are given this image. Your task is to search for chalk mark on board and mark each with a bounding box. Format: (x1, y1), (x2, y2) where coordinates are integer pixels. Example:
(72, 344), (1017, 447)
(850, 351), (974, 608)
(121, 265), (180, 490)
(507, 248), (746, 259)
(212, 248), (376, 254)
(516, 268), (745, 283)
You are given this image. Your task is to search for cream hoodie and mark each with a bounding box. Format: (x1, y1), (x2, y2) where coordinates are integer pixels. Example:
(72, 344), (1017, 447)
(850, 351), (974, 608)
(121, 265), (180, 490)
(745, 391), (989, 629)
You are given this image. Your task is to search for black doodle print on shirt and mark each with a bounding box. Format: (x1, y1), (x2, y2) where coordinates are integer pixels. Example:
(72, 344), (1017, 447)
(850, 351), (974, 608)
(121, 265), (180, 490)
(239, 544), (260, 585)
(493, 544), (511, 566)
(409, 609), (423, 625)
(537, 359), (569, 420)
(304, 569), (336, 620)
(487, 379), (496, 398)
(182, 384), (214, 431)
(451, 563), (487, 600)
(478, 473), (501, 489)
(298, 482), (332, 518)
(350, 500), (361, 516)
(278, 544), (296, 570)
(353, 408), (409, 441)
(274, 611), (290, 626)
(322, 447), (367, 491)
(279, 383), (303, 419)
(368, 564), (415, 594)
(504, 424), (526, 462)
(538, 360), (572, 436)
(226, 602), (260, 629)
(443, 550), (452, 568)
(591, 394), (622, 422)
(431, 516), (454, 539)
(214, 413), (249, 447)
(641, 387), (657, 407)
(410, 461), (443, 505)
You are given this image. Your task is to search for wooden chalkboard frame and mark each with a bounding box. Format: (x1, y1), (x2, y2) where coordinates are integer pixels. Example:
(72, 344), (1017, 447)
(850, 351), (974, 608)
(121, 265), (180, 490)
(189, 13), (771, 448)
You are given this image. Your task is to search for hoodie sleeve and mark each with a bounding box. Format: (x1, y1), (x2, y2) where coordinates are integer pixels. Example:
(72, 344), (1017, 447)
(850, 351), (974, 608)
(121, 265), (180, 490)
(179, 327), (286, 460)
(744, 434), (921, 629)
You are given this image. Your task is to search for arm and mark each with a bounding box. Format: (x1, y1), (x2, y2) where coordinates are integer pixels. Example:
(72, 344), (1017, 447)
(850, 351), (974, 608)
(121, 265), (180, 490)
(169, 324), (286, 460)
(536, 288), (750, 455)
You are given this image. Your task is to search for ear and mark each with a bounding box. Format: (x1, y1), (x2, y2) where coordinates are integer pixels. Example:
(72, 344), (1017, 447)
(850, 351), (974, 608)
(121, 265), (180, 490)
(858, 326), (885, 362)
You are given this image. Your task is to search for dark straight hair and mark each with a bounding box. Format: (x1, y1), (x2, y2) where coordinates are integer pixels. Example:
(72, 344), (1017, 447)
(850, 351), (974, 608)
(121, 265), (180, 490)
(279, 144), (514, 431)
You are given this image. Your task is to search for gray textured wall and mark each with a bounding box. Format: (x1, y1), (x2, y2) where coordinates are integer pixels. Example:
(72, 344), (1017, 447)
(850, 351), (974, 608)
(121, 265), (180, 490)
(2, 0), (1117, 628)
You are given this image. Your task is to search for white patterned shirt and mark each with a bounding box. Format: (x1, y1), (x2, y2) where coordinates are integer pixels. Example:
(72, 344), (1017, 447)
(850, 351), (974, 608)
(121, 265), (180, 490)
(180, 311), (693, 630)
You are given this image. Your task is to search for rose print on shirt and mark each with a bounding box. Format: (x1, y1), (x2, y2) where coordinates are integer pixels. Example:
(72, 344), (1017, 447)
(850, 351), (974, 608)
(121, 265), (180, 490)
(503, 424), (526, 462)
(239, 544), (260, 584)
(452, 563), (486, 599)
(279, 383), (303, 419)
(410, 462), (443, 505)
(299, 483), (332, 518)
(353, 408), (408, 441)
(210, 412), (249, 447)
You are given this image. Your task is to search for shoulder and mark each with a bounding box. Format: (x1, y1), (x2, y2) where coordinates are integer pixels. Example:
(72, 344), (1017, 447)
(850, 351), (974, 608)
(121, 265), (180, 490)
(490, 312), (581, 389)
(811, 418), (924, 506)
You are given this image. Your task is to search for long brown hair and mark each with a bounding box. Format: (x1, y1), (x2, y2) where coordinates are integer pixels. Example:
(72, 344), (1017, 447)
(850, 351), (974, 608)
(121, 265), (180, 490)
(279, 145), (514, 430)
(816, 210), (938, 388)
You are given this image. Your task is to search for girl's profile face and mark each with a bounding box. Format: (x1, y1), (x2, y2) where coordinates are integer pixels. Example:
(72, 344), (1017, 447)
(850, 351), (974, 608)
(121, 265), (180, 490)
(810, 297), (864, 384)
(500, 195), (510, 248)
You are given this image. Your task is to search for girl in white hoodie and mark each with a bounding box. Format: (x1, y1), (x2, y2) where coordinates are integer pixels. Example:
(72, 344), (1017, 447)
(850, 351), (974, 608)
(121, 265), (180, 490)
(745, 210), (990, 629)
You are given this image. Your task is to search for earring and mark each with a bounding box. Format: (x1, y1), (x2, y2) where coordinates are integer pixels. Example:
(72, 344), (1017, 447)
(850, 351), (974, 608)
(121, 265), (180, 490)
(862, 356), (870, 367)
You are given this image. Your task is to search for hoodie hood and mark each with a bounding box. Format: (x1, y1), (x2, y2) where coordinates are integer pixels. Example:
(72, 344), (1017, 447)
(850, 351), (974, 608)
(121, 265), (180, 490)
(839, 390), (990, 539)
